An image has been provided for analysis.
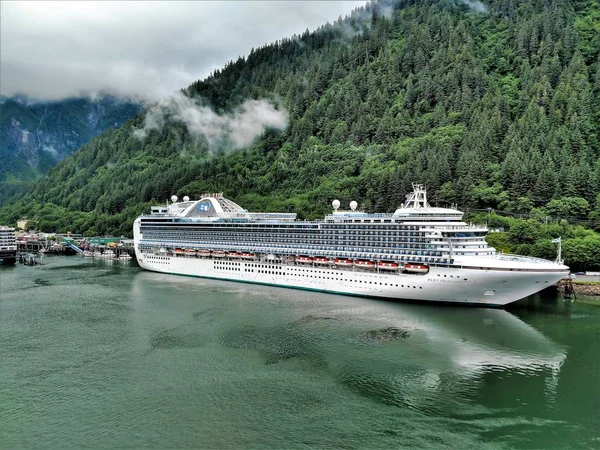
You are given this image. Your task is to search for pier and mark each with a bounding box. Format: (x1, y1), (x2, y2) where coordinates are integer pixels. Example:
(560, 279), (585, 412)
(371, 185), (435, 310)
(15, 233), (136, 260)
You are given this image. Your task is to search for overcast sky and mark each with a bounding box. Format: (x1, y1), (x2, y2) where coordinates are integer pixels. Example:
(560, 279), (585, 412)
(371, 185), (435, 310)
(1, 1), (365, 101)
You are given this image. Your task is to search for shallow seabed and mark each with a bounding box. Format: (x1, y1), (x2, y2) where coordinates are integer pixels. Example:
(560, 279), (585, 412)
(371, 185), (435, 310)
(1, 256), (598, 449)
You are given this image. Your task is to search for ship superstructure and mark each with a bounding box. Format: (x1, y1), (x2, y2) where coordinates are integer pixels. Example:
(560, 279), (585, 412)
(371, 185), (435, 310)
(133, 185), (569, 306)
(0, 226), (17, 265)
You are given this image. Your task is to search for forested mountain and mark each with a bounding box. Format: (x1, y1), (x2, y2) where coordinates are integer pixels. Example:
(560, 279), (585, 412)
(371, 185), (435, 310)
(0, 94), (141, 198)
(1, 0), (599, 268)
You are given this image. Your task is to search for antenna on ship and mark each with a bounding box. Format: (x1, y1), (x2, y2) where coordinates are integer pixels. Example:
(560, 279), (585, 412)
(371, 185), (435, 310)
(350, 201), (357, 211)
(332, 200), (340, 212)
(402, 183), (430, 209)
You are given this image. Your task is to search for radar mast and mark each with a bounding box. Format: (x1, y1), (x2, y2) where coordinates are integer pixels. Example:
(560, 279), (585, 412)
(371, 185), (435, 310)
(402, 184), (430, 209)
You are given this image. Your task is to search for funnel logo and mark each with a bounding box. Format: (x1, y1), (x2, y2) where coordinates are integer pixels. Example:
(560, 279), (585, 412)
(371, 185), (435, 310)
(197, 201), (211, 212)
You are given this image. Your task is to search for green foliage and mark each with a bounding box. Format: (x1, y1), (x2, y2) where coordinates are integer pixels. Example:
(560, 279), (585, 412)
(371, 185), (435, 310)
(563, 234), (600, 270)
(469, 210), (599, 270)
(484, 231), (511, 253)
(544, 197), (590, 218)
(0, 95), (141, 189)
(508, 219), (542, 244)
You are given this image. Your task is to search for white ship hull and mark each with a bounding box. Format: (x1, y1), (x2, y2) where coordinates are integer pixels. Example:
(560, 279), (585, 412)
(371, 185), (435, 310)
(133, 187), (569, 308)
(134, 251), (564, 307)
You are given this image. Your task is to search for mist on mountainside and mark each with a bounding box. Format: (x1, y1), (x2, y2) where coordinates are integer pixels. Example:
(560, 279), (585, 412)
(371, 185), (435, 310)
(133, 93), (288, 151)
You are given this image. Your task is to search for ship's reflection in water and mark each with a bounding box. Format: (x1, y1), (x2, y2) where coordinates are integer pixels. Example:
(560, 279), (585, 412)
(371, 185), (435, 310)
(132, 272), (567, 415)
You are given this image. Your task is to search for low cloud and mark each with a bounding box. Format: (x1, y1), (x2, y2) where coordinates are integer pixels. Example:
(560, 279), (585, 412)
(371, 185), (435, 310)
(333, 1), (395, 43)
(133, 93), (288, 150)
(458, 0), (489, 13)
(1, 1), (364, 101)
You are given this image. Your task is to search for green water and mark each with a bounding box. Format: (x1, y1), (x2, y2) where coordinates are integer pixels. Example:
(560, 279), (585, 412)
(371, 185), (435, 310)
(1, 256), (599, 449)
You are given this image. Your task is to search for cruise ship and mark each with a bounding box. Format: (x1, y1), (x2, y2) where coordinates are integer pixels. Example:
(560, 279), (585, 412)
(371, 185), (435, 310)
(0, 226), (17, 265)
(133, 185), (569, 307)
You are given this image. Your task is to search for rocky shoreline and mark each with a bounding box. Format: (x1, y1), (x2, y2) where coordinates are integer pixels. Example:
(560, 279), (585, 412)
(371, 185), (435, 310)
(556, 280), (600, 297)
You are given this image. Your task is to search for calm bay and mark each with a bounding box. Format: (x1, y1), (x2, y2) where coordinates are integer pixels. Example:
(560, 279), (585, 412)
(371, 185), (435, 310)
(1, 256), (598, 449)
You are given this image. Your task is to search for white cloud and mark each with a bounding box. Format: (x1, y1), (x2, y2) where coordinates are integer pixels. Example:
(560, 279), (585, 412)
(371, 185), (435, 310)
(133, 92), (288, 150)
(458, 0), (489, 13)
(0, 1), (365, 101)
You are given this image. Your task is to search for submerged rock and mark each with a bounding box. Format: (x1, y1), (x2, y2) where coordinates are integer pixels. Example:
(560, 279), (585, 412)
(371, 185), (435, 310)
(360, 327), (410, 342)
(296, 314), (338, 324)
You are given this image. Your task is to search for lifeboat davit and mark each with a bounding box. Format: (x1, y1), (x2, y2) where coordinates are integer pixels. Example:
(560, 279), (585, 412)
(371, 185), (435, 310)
(354, 259), (375, 268)
(240, 252), (255, 260)
(296, 256), (313, 264)
(314, 257), (331, 265)
(199, 250), (211, 257)
(212, 251), (226, 258)
(378, 261), (399, 270)
(334, 258), (354, 267)
(228, 252), (241, 258)
(405, 263), (429, 273)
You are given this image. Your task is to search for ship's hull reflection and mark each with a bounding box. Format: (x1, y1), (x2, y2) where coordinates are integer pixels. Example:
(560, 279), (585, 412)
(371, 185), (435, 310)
(132, 272), (566, 410)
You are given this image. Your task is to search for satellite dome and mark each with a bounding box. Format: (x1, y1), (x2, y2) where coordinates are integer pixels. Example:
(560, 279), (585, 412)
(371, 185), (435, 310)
(183, 196), (190, 202)
(332, 199), (340, 210)
(350, 201), (358, 211)
(171, 195), (178, 203)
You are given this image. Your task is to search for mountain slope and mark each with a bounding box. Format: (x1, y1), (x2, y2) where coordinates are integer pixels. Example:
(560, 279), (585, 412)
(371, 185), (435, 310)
(0, 94), (141, 181)
(0, 0), (598, 262)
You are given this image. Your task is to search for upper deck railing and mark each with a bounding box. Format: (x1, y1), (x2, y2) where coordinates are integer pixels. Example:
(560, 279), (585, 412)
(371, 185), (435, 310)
(491, 253), (553, 264)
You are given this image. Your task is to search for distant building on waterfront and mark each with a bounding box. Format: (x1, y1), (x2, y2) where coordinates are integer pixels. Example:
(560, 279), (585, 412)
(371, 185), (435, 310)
(88, 237), (121, 246)
(17, 219), (29, 230)
(56, 233), (83, 240)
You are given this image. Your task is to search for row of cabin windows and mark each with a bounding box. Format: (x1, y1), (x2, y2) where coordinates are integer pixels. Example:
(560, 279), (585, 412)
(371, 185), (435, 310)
(143, 236), (435, 249)
(142, 247), (449, 262)
(141, 234), (441, 248)
(143, 232), (432, 243)
(211, 262), (425, 288)
(143, 227), (429, 236)
(146, 223), (435, 231)
(142, 230), (431, 241)
(142, 242), (444, 257)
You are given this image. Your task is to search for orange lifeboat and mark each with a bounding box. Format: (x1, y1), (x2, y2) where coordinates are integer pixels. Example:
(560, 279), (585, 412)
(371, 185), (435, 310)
(314, 257), (331, 265)
(378, 261), (399, 270)
(228, 252), (241, 259)
(212, 250), (226, 258)
(296, 256), (313, 264)
(174, 248), (185, 256)
(240, 252), (255, 260)
(405, 263), (429, 273)
(185, 248), (197, 256)
(334, 258), (354, 267)
(354, 259), (375, 268)
(199, 250), (211, 257)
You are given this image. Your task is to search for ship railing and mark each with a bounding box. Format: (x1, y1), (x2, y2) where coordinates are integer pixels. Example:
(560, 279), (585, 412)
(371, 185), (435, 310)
(491, 253), (553, 264)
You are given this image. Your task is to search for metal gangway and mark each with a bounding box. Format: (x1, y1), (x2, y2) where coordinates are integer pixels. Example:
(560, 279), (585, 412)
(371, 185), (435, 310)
(67, 243), (84, 254)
